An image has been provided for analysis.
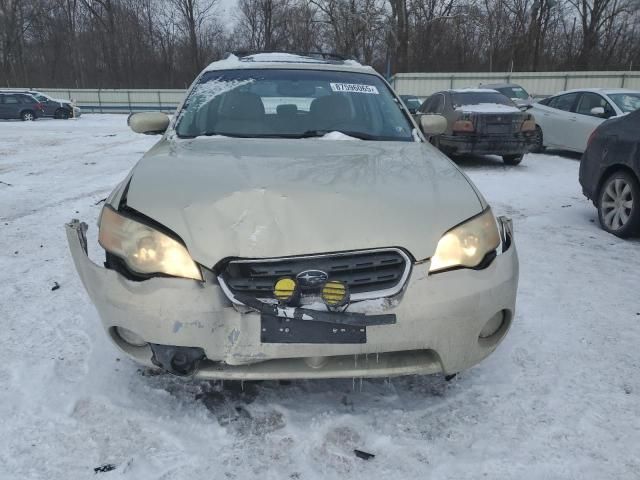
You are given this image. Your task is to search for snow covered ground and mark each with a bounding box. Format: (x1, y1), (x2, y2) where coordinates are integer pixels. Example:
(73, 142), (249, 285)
(1, 115), (639, 479)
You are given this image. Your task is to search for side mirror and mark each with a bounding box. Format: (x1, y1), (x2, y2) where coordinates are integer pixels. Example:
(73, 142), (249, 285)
(420, 114), (448, 136)
(590, 106), (605, 117)
(128, 112), (170, 135)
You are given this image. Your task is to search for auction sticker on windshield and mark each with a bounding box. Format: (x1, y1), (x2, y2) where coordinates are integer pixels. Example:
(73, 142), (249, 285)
(330, 83), (379, 94)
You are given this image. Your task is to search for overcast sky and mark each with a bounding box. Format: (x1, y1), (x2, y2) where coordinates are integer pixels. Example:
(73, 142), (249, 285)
(218, 0), (239, 27)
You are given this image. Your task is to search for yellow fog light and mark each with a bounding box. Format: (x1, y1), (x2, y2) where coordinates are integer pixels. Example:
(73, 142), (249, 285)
(274, 277), (298, 303)
(321, 281), (349, 308)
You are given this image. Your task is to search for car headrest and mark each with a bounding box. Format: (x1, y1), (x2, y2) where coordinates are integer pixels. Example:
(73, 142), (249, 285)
(277, 104), (298, 116)
(219, 91), (265, 120)
(310, 94), (351, 124)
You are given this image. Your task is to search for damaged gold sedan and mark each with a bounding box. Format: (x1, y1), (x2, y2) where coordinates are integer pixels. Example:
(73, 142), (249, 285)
(67, 52), (518, 380)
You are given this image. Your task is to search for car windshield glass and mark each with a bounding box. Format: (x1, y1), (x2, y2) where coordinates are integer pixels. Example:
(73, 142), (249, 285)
(175, 69), (414, 141)
(452, 92), (514, 107)
(401, 97), (422, 109)
(608, 93), (640, 113)
(499, 87), (529, 100)
(34, 94), (48, 102)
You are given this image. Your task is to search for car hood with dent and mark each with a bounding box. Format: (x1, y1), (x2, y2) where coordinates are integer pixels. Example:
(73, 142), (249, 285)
(123, 137), (484, 266)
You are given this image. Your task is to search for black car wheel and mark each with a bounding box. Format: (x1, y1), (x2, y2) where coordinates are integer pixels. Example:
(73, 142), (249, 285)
(21, 110), (36, 121)
(54, 108), (70, 119)
(531, 126), (545, 153)
(502, 154), (523, 166)
(597, 170), (640, 238)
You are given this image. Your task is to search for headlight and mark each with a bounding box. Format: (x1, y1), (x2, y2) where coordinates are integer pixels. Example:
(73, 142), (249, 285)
(429, 209), (501, 273)
(98, 206), (202, 280)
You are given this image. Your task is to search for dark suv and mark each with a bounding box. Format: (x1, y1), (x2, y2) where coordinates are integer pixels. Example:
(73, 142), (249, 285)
(25, 91), (77, 118)
(0, 93), (44, 121)
(579, 108), (640, 237)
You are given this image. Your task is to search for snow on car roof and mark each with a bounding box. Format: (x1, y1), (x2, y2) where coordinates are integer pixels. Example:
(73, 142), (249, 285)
(455, 103), (521, 113)
(448, 88), (500, 93)
(559, 87), (640, 95)
(204, 53), (372, 73)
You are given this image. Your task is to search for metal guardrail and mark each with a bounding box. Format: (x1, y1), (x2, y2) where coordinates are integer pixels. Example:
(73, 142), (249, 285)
(11, 72), (640, 112)
(391, 71), (640, 97)
(10, 88), (185, 114)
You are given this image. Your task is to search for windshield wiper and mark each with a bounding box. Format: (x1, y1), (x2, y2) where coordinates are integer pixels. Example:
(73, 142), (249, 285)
(179, 130), (382, 140)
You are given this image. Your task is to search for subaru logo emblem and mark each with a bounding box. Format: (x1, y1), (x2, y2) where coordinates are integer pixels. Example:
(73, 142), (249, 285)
(296, 270), (328, 288)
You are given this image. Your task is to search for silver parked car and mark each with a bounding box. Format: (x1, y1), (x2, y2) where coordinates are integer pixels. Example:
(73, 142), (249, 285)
(66, 52), (518, 380)
(530, 88), (640, 153)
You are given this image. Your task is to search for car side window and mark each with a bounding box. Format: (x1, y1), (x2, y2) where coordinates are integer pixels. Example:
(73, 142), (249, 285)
(4, 95), (20, 104)
(547, 93), (580, 112)
(419, 96), (436, 113)
(433, 94), (445, 113)
(575, 93), (616, 118)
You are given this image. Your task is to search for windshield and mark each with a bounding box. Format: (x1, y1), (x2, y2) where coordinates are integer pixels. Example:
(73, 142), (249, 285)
(33, 94), (49, 102)
(401, 96), (422, 110)
(497, 86), (530, 100)
(608, 93), (640, 113)
(451, 92), (515, 107)
(175, 69), (414, 141)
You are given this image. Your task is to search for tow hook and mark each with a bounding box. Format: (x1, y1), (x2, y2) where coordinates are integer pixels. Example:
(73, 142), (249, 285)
(149, 344), (205, 376)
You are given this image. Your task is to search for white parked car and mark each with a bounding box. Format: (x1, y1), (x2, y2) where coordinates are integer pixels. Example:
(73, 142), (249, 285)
(66, 52), (518, 380)
(530, 88), (640, 153)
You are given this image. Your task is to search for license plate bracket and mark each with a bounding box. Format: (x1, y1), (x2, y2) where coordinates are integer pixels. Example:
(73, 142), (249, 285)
(261, 314), (366, 344)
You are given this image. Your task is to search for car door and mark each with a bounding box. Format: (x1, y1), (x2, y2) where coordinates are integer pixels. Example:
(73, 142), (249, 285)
(1, 94), (22, 119)
(533, 92), (581, 150)
(570, 92), (616, 152)
(0, 95), (7, 118)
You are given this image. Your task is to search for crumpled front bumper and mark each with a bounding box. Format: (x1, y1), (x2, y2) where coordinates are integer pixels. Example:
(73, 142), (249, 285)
(66, 218), (519, 380)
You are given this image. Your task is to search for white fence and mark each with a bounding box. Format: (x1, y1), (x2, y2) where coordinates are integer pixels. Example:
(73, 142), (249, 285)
(22, 88), (186, 113)
(16, 71), (640, 113)
(391, 71), (640, 97)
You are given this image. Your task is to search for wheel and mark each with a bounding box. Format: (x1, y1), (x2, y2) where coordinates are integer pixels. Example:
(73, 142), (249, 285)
(531, 126), (545, 153)
(502, 154), (523, 166)
(597, 170), (640, 237)
(21, 110), (35, 121)
(54, 108), (69, 119)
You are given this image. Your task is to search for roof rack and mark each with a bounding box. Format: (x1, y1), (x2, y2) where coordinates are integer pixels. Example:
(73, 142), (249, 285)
(230, 50), (350, 62)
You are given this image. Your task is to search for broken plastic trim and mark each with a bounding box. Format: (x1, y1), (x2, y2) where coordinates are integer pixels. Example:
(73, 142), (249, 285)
(497, 215), (514, 253)
(235, 293), (396, 327)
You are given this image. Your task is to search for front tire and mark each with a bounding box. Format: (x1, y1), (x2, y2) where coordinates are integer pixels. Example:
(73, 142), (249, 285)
(531, 126), (545, 153)
(597, 170), (640, 237)
(54, 108), (69, 119)
(503, 154), (523, 166)
(21, 110), (36, 121)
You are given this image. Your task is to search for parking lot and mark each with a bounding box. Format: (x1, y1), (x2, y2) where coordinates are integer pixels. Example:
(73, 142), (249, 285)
(1, 115), (639, 479)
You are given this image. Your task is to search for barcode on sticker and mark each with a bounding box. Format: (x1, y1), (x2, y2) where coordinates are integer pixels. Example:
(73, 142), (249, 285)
(330, 83), (379, 94)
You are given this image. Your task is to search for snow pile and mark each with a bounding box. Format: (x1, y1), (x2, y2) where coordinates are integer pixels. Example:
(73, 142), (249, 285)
(450, 88), (501, 93)
(455, 103), (521, 113)
(205, 53), (365, 72)
(318, 131), (361, 141)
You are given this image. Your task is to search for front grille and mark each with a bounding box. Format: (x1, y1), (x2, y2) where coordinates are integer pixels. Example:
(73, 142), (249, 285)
(219, 248), (411, 303)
